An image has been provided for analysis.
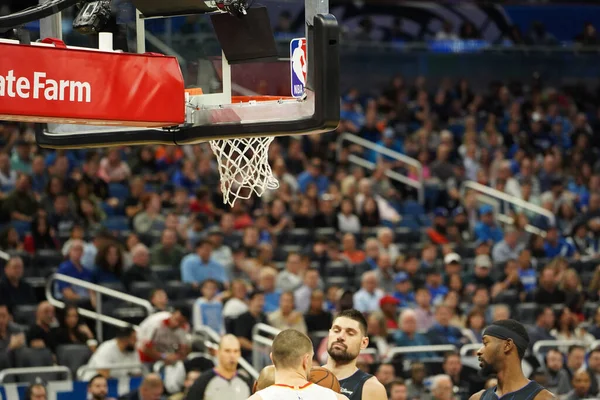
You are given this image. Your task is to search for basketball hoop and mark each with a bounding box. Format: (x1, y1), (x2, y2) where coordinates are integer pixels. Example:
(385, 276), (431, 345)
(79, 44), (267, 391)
(210, 136), (279, 206)
(208, 95), (294, 206)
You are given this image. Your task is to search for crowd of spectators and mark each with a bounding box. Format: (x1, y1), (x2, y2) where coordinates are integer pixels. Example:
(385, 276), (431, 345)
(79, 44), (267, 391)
(273, 13), (599, 48)
(4, 54), (600, 399)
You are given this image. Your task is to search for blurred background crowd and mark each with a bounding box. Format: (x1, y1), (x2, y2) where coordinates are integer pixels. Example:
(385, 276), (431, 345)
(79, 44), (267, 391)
(3, 1), (600, 400)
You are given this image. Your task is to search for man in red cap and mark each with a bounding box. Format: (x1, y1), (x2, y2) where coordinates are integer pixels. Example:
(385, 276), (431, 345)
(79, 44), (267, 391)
(379, 295), (399, 330)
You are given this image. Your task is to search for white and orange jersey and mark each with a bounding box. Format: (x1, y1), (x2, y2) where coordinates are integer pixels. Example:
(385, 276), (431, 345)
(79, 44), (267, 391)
(256, 382), (339, 400)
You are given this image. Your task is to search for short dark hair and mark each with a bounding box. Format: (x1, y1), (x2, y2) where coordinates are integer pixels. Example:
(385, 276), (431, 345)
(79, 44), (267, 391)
(385, 379), (405, 395)
(174, 306), (192, 322)
(201, 279), (219, 289)
(546, 348), (562, 355)
(25, 383), (46, 400)
(415, 286), (430, 294)
(491, 319), (529, 359)
(334, 309), (368, 336)
(88, 374), (107, 387)
(443, 351), (460, 363)
(248, 290), (265, 301)
(115, 325), (135, 339)
(589, 347), (600, 357)
(568, 344), (587, 355)
(196, 239), (213, 249)
(534, 306), (552, 321)
(271, 329), (313, 369)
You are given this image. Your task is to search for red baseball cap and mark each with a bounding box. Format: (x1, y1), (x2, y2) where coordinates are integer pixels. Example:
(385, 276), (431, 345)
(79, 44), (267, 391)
(379, 295), (400, 307)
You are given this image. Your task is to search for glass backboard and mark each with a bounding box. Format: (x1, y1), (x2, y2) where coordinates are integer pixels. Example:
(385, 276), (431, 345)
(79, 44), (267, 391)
(0, 0), (340, 148)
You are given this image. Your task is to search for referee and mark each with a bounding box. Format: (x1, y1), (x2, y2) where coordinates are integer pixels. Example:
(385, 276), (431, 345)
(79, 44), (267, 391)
(185, 335), (252, 400)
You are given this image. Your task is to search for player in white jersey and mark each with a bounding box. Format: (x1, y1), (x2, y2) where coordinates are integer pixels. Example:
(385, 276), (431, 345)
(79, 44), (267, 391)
(247, 329), (347, 400)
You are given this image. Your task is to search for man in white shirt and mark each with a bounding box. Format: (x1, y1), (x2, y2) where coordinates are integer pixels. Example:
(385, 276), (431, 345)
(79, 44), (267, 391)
(193, 279), (225, 335)
(137, 308), (191, 365)
(223, 279), (249, 319)
(82, 326), (141, 380)
(353, 271), (384, 313)
(294, 268), (321, 313)
(275, 253), (303, 293)
(207, 228), (235, 279)
(377, 227), (400, 263)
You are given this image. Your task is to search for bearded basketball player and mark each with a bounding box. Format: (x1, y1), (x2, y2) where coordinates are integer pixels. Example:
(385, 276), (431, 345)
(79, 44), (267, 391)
(324, 309), (387, 400)
(248, 329), (347, 400)
(470, 320), (556, 400)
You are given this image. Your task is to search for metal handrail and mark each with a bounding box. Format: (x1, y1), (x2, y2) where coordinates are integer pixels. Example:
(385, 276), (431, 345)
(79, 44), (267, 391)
(532, 339), (585, 370)
(195, 325), (222, 343)
(386, 345), (456, 361)
(253, 335), (274, 347)
(337, 133), (424, 204)
(532, 339), (585, 355)
(460, 343), (482, 357)
(461, 181), (555, 225)
(77, 363), (148, 381)
(46, 273), (154, 342)
(252, 323), (282, 338)
(0, 366), (72, 383)
(251, 323), (281, 370)
(475, 193), (548, 237)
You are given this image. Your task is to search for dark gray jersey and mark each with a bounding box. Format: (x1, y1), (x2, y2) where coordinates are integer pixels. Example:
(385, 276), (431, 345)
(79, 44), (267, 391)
(184, 368), (252, 400)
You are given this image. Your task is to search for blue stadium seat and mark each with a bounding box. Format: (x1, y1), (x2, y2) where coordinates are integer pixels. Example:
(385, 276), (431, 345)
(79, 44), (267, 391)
(166, 281), (198, 300)
(515, 303), (538, 325)
(584, 302), (598, 320)
(418, 214), (432, 227)
(325, 261), (349, 277)
(101, 281), (127, 292)
(399, 216), (420, 230)
(325, 276), (350, 289)
(151, 265), (181, 281)
(101, 201), (119, 217)
(102, 216), (129, 232)
(110, 306), (147, 327)
(34, 249), (64, 269)
(7, 250), (32, 269)
(144, 183), (159, 192)
(108, 183), (129, 200)
(12, 220), (31, 238)
(56, 344), (92, 377)
(314, 227), (337, 240)
(401, 200), (425, 216)
(285, 228), (312, 246)
(131, 281), (156, 300)
(493, 289), (519, 306)
(13, 304), (37, 326)
(13, 347), (56, 383)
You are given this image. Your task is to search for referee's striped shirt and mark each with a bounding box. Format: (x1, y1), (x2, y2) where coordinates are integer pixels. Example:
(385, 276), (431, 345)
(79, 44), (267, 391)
(185, 368), (252, 400)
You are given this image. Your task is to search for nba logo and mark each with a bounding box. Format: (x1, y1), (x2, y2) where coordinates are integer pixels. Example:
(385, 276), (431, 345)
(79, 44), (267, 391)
(290, 38), (307, 98)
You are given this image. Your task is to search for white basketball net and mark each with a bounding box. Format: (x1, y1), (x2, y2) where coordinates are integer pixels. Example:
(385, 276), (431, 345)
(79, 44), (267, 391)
(210, 137), (280, 206)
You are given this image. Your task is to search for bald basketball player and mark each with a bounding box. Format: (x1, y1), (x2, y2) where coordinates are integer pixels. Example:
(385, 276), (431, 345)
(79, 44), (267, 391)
(247, 329), (346, 400)
(253, 365), (275, 393)
(324, 309), (387, 400)
(470, 320), (555, 400)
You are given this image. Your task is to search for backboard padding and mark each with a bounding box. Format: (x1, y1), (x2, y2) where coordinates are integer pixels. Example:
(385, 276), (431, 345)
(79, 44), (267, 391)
(210, 7), (279, 64)
(132, 0), (217, 18)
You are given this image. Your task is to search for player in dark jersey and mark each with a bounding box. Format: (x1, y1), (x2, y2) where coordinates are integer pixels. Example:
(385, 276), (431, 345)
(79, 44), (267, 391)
(323, 309), (387, 400)
(470, 319), (556, 400)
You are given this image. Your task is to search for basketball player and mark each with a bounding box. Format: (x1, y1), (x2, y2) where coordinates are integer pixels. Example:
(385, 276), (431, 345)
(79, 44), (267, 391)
(253, 365), (275, 392)
(470, 320), (556, 400)
(324, 309), (387, 400)
(247, 329), (346, 400)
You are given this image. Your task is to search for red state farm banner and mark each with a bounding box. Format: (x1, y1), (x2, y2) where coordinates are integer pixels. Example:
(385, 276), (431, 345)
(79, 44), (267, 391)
(0, 40), (185, 127)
